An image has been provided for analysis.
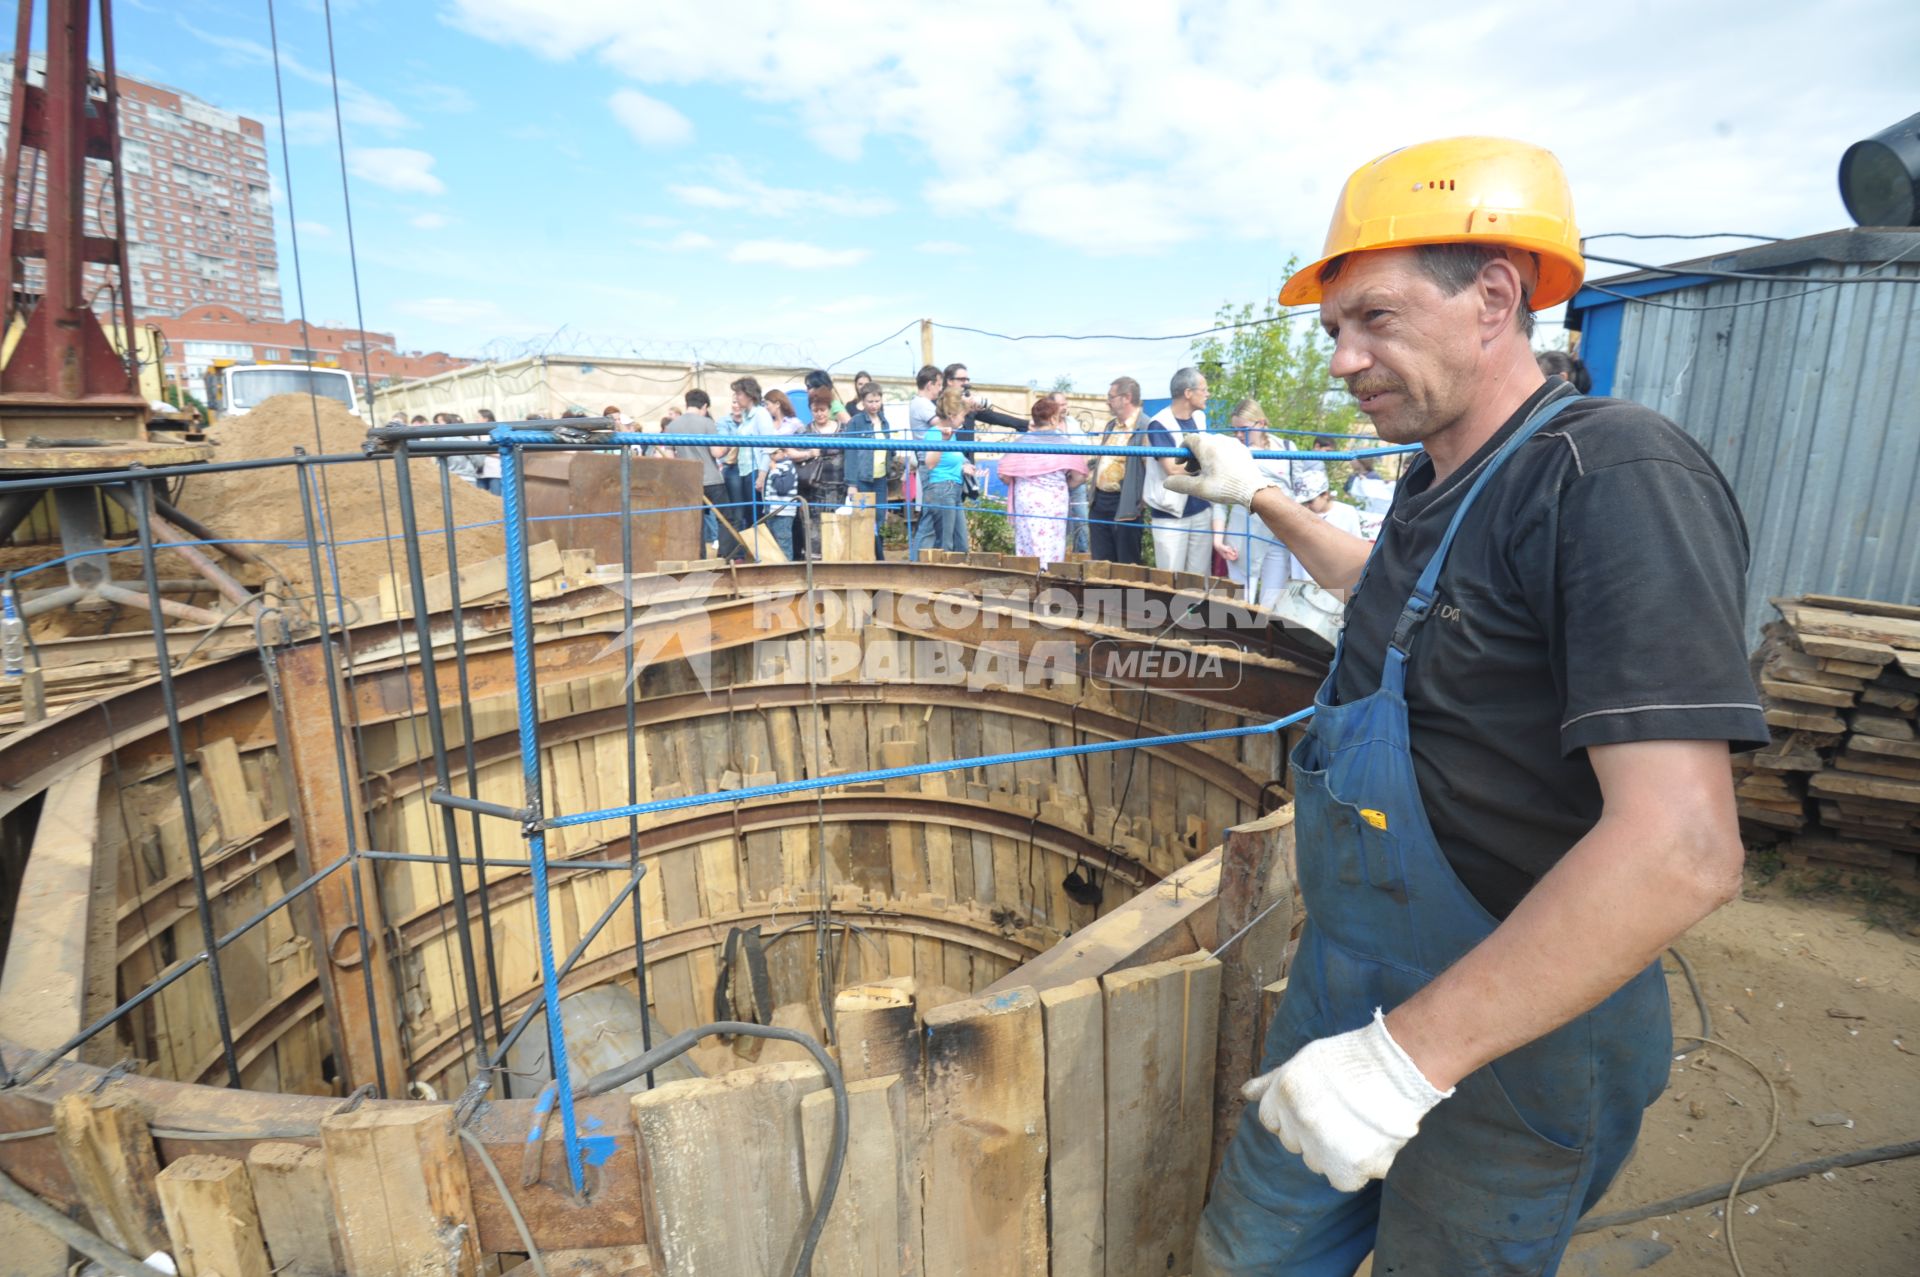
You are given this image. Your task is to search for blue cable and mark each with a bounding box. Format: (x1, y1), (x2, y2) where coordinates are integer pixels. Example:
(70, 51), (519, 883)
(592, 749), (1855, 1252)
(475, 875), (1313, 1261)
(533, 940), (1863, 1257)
(498, 442), (588, 1195)
(497, 427), (1418, 463)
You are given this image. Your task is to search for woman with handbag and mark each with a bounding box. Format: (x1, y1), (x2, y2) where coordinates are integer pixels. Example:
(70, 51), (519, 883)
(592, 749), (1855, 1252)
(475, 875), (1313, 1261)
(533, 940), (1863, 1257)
(792, 387), (847, 559)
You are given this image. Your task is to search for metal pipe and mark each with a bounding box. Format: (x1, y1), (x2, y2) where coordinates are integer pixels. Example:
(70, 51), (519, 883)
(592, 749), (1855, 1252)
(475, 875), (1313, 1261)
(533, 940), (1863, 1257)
(618, 444), (654, 1086)
(153, 497), (271, 568)
(427, 788), (532, 824)
(93, 582), (224, 626)
(16, 952), (207, 1087)
(103, 486), (259, 615)
(0, 1164), (171, 1277)
(361, 850), (642, 872)
(214, 854), (350, 950)
(293, 452), (392, 1096)
(498, 437), (588, 1192)
(130, 474), (242, 1088)
(390, 442), (489, 1064)
(366, 418), (608, 443)
(439, 459), (505, 1040)
(0, 450), (370, 496)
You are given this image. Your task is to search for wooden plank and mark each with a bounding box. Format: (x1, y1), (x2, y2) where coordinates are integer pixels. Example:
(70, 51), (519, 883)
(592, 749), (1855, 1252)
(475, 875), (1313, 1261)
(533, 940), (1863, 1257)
(981, 848), (1221, 996)
(833, 979), (920, 1084)
(1763, 706), (1846, 733)
(321, 1105), (481, 1277)
(1810, 770), (1920, 805)
(629, 1061), (825, 1277)
(1778, 604), (1918, 654)
(501, 1246), (657, 1277)
(1797, 593), (1920, 623)
(1850, 733), (1920, 761)
(379, 540), (563, 616)
(197, 738), (263, 842)
(247, 1141), (347, 1277)
(0, 758), (105, 1058)
(1103, 955), (1222, 1277)
(1211, 809), (1296, 1184)
(1759, 678), (1855, 708)
(272, 642), (407, 1097)
(156, 1154), (272, 1277)
(921, 989), (1048, 1277)
(1041, 979), (1105, 1277)
(1851, 710), (1917, 742)
(52, 1088), (168, 1256)
(801, 1075), (911, 1277)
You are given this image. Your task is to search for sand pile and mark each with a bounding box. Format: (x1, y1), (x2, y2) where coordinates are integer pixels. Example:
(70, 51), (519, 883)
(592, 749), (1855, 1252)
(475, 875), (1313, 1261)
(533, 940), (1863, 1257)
(179, 395), (506, 614)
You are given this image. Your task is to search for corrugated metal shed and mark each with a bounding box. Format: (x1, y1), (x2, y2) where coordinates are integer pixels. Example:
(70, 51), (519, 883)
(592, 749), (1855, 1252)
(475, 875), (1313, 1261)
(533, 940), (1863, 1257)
(1567, 228), (1920, 639)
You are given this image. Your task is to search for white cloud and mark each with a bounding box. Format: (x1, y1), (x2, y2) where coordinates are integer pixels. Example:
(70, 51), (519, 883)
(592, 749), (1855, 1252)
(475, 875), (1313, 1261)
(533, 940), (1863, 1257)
(411, 82), (478, 114)
(410, 212), (452, 231)
(728, 239), (868, 270)
(916, 240), (969, 256)
(396, 297), (509, 326)
(668, 158), (893, 219)
(610, 87), (693, 147)
(348, 148), (447, 196)
(670, 231), (714, 250)
(443, 0), (1920, 258)
(181, 20), (413, 141)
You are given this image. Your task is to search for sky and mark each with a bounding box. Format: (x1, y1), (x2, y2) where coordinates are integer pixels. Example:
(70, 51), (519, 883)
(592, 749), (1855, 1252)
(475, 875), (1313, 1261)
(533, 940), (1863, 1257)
(91, 0), (1920, 392)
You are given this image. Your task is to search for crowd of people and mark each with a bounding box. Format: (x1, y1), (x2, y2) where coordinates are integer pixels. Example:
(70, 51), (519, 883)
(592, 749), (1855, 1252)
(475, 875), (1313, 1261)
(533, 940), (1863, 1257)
(384, 347), (1590, 601)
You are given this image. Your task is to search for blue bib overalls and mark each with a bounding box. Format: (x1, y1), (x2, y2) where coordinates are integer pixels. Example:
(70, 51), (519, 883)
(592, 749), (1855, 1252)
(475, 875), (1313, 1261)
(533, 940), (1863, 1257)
(1196, 395), (1671, 1275)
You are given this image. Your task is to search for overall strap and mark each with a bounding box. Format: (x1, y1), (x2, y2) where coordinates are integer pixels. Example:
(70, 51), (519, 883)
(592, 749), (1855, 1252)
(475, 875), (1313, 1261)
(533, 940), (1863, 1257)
(1380, 390), (1584, 691)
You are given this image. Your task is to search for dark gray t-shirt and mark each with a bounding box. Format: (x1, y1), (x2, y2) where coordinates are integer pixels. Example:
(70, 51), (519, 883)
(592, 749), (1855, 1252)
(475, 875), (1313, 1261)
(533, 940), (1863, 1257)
(667, 412), (722, 486)
(1329, 382), (1768, 918)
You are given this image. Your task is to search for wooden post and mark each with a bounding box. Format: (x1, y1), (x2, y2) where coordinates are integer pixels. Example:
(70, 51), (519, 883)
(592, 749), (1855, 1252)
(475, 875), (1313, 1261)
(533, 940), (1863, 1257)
(0, 759), (107, 1060)
(919, 318), (935, 371)
(1103, 954), (1222, 1277)
(921, 988), (1047, 1277)
(51, 1087), (168, 1257)
(321, 1105), (481, 1277)
(832, 978), (919, 1083)
(800, 1074), (911, 1277)
(629, 1061), (825, 1277)
(273, 641), (408, 1097)
(247, 1141), (347, 1277)
(156, 1154), (272, 1277)
(1041, 979), (1105, 1277)
(1211, 806), (1296, 1184)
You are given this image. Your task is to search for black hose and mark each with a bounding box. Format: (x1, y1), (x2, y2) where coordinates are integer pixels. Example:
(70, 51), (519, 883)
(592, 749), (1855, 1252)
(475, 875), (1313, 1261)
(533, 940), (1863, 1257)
(1575, 1138), (1920, 1233)
(577, 1021), (847, 1277)
(1666, 946), (1712, 1058)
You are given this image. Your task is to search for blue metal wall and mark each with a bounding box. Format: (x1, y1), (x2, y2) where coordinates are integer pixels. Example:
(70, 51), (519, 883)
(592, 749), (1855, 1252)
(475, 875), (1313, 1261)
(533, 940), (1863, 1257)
(1569, 233), (1920, 638)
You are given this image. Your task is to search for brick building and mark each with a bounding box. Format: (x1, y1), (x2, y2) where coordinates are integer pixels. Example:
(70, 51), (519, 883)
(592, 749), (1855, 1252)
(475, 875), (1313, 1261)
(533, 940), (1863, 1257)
(154, 304), (469, 399)
(2, 55), (281, 319)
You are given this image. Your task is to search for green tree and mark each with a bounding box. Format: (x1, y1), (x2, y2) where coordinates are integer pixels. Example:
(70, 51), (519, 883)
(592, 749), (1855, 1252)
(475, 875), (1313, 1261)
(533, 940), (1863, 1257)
(1190, 264), (1362, 449)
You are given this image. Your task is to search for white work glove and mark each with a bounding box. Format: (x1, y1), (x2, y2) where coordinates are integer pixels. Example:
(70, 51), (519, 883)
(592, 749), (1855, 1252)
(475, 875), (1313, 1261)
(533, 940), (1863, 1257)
(1162, 432), (1282, 509)
(1242, 1009), (1452, 1193)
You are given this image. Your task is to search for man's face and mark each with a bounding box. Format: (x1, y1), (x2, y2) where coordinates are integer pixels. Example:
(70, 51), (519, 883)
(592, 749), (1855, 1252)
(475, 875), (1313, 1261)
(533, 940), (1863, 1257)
(949, 368), (970, 395)
(1183, 377), (1209, 412)
(732, 388), (750, 413)
(1320, 248), (1484, 446)
(862, 391), (884, 414)
(1106, 386), (1131, 414)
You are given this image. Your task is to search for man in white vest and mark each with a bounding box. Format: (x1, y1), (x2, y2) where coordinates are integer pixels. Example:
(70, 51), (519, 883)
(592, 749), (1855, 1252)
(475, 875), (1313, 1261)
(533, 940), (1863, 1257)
(1142, 365), (1213, 574)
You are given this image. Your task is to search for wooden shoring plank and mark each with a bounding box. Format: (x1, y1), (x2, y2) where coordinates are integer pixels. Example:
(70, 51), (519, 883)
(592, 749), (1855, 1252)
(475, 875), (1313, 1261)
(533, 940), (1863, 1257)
(0, 758), (106, 1060)
(156, 1154), (272, 1277)
(271, 642), (408, 1097)
(321, 1104), (481, 1277)
(52, 1087), (169, 1256)
(1042, 979), (1106, 1277)
(1211, 807), (1297, 1183)
(1103, 954), (1222, 1277)
(920, 988), (1048, 1277)
(981, 847), (1221, 996)
(247, 1141), (346, 1277)
(801, 1074), (914, 1277)
(629, 1060), (825, 1277)
(197, 737), (263, 843)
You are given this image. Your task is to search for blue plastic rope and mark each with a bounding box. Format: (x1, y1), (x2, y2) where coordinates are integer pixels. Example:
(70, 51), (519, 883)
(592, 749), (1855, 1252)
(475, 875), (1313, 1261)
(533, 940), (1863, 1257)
(498, 443), (588, 1195)
(495, 427), (1417, 463)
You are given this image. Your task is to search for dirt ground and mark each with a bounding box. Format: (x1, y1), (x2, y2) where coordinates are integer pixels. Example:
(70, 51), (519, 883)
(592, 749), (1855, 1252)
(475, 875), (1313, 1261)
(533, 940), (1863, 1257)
(1559, 879), (1920, 1276)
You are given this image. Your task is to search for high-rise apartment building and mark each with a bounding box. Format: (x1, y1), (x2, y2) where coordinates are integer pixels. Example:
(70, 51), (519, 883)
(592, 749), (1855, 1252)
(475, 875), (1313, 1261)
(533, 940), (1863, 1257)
(2, 56), (282, 321)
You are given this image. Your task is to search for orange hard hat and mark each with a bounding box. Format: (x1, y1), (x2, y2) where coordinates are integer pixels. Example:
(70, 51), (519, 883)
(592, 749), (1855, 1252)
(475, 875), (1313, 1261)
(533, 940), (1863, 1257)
(1280, 136), (1585, 310)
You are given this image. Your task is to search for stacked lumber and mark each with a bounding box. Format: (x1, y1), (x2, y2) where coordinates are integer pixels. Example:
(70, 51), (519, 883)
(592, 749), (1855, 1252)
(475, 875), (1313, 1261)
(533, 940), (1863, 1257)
(1736, 595), (1920, 888)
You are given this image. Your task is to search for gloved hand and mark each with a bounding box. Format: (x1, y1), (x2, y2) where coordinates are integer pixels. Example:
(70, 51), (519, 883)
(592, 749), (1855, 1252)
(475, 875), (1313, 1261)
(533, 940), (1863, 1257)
(1241, 1008), (1453, 1193)
(1163, 432), (1281, 509)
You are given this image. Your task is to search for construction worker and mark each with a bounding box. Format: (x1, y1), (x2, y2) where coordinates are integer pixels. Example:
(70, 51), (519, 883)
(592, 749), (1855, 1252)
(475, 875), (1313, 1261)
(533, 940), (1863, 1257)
(1167, 137), (1768, 1274)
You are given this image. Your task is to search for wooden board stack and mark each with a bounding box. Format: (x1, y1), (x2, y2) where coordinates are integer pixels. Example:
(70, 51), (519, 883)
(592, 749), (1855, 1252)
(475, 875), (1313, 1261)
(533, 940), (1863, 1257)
(1735, 595), (1920, 889)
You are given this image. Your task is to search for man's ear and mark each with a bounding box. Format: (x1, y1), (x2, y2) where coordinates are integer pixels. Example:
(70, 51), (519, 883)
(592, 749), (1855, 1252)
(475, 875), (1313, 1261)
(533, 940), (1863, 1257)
(1478, 252), (1534, 339)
